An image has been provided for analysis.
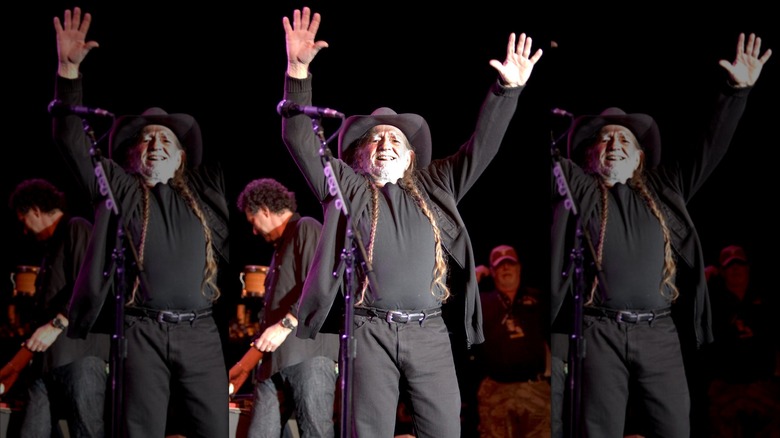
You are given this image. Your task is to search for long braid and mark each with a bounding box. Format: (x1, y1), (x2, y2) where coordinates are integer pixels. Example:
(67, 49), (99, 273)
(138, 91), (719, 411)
(585, 180), (609, 306)
(127, 181), (150, 306)
(403, 175), (450, 302)
(631, 176), (680, 302)
(355, 181), (379, 306)
(172, 176), (221, 302)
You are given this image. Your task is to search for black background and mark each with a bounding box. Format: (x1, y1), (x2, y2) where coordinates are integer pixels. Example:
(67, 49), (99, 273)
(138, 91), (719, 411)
(3, 1), (777, 316)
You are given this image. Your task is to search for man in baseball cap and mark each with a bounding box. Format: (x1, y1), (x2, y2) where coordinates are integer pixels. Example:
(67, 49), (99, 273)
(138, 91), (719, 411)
(475, 244), (550, 436)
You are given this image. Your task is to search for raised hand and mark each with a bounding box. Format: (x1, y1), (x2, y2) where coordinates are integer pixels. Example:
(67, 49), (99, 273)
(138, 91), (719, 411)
(283, 7), (329, 79)
(490, 33), (544, 88)
(719, 32), (772, 88)
(53, 7), (99, 79)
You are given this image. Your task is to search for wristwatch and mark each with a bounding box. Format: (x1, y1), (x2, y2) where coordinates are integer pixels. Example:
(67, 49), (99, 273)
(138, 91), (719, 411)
(280, 316), (297, 330)
(50, 317), (67, 331)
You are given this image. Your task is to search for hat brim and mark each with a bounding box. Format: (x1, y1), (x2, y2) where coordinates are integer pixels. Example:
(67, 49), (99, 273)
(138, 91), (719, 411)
(567, 108), (661, 169)
(109, 108), (202, 167)
(721, 256), (748, 267)
(338, 108), (432, 168)
(491, 255), (519, 268)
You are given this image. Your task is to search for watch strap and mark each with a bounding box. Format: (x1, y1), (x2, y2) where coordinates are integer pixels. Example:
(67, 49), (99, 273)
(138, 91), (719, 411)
(50, 317), (67, 331)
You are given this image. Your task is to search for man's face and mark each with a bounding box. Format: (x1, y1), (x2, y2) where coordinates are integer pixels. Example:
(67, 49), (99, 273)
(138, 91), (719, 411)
(245, 207), (275, 242)
(491, 260), (521, 292)
(16, 208), (46, 239)
(721, 262), (750, 292)
(128, 124), (184, 185)
(354, 125), (413, 186)
(585, 124), (643, 186)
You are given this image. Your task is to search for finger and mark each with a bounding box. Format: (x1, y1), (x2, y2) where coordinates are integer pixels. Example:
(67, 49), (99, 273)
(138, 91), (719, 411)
(506, 33), (516, 58)
(515, 33), (526, 55)
(514, 33), (523, 57)
(524, 35), (533, 58)
(79, 12), (92, 34)
(72, 7), (82, 30)
(530, 48), (544, 64)
(309, 12), (322, 34)
(753, 36), (761, 58)
(301, 6), (311, 29)
(63, 9), (72, 31)
(759, 48), (773, 63)
(736, 32), (746, 57)
(292, 8), (301, 30)
(745, 33), (757, 56)
(718, 59), (733, 72)
(751, 35), (762, 57)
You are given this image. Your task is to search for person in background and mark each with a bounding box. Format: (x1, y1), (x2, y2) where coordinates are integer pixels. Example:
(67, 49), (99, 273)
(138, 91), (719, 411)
(550, 33), (772, 437)
(51, 8), (231, 437)
(7, 178), (110, 437)
(279, 6), (542, 437)
(474, 244), (550, 437)
(231, 178), (339, 437)
(705, 244), (780, 437)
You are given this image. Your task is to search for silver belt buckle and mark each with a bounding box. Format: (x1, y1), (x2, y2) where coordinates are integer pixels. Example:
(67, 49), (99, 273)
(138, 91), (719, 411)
(386, 310), (405, 323)
(615, 311), (630, 323)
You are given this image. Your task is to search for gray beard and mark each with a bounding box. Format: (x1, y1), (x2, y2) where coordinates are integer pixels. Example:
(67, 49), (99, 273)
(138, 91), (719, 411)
(594, 161), (634, 186)
(359, 161), (402, 186)
(371, 167), (400, 185)
(137, 165), (174, 186)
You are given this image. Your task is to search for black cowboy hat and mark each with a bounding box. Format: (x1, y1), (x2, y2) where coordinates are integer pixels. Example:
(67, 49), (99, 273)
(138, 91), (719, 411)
(108, 107), (203, 167)
(338, 107), (432, 168)
(567, 107), (661, 169)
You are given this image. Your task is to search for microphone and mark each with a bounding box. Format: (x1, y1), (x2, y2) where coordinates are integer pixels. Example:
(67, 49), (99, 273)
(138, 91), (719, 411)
(551, 108), (574, 118)
(276, 100), (344, 119)
(48, 99), (115, 118)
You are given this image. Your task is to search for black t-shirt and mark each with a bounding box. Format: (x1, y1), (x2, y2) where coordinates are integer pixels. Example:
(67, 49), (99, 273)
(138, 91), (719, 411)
(590, 183), (671, 310)
(358, 183), (441, 311)
(134, 183), (212, 310)
(478, 287), (548, 381)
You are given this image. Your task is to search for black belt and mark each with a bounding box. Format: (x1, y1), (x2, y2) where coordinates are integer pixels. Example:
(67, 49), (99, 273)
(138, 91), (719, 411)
(584, 307), (672, 324)
(353, 307), (442, 323)
(125, 307), (213, 323)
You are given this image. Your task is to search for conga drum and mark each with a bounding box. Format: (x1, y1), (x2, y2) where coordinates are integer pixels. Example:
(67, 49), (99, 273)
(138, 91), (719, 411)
(10, 265), (39, 297)
(239, 265), (268, 298)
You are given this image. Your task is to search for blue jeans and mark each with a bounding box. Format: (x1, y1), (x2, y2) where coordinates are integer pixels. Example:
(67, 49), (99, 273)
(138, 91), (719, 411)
(20, 356), (108, 438)
(248, 356), (338, 438)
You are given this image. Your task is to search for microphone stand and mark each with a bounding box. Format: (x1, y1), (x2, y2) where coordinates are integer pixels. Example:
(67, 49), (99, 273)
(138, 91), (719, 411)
(82, 119), (147, 438)
(550, 120), (607, 438)
(309, 117), (381, 438)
